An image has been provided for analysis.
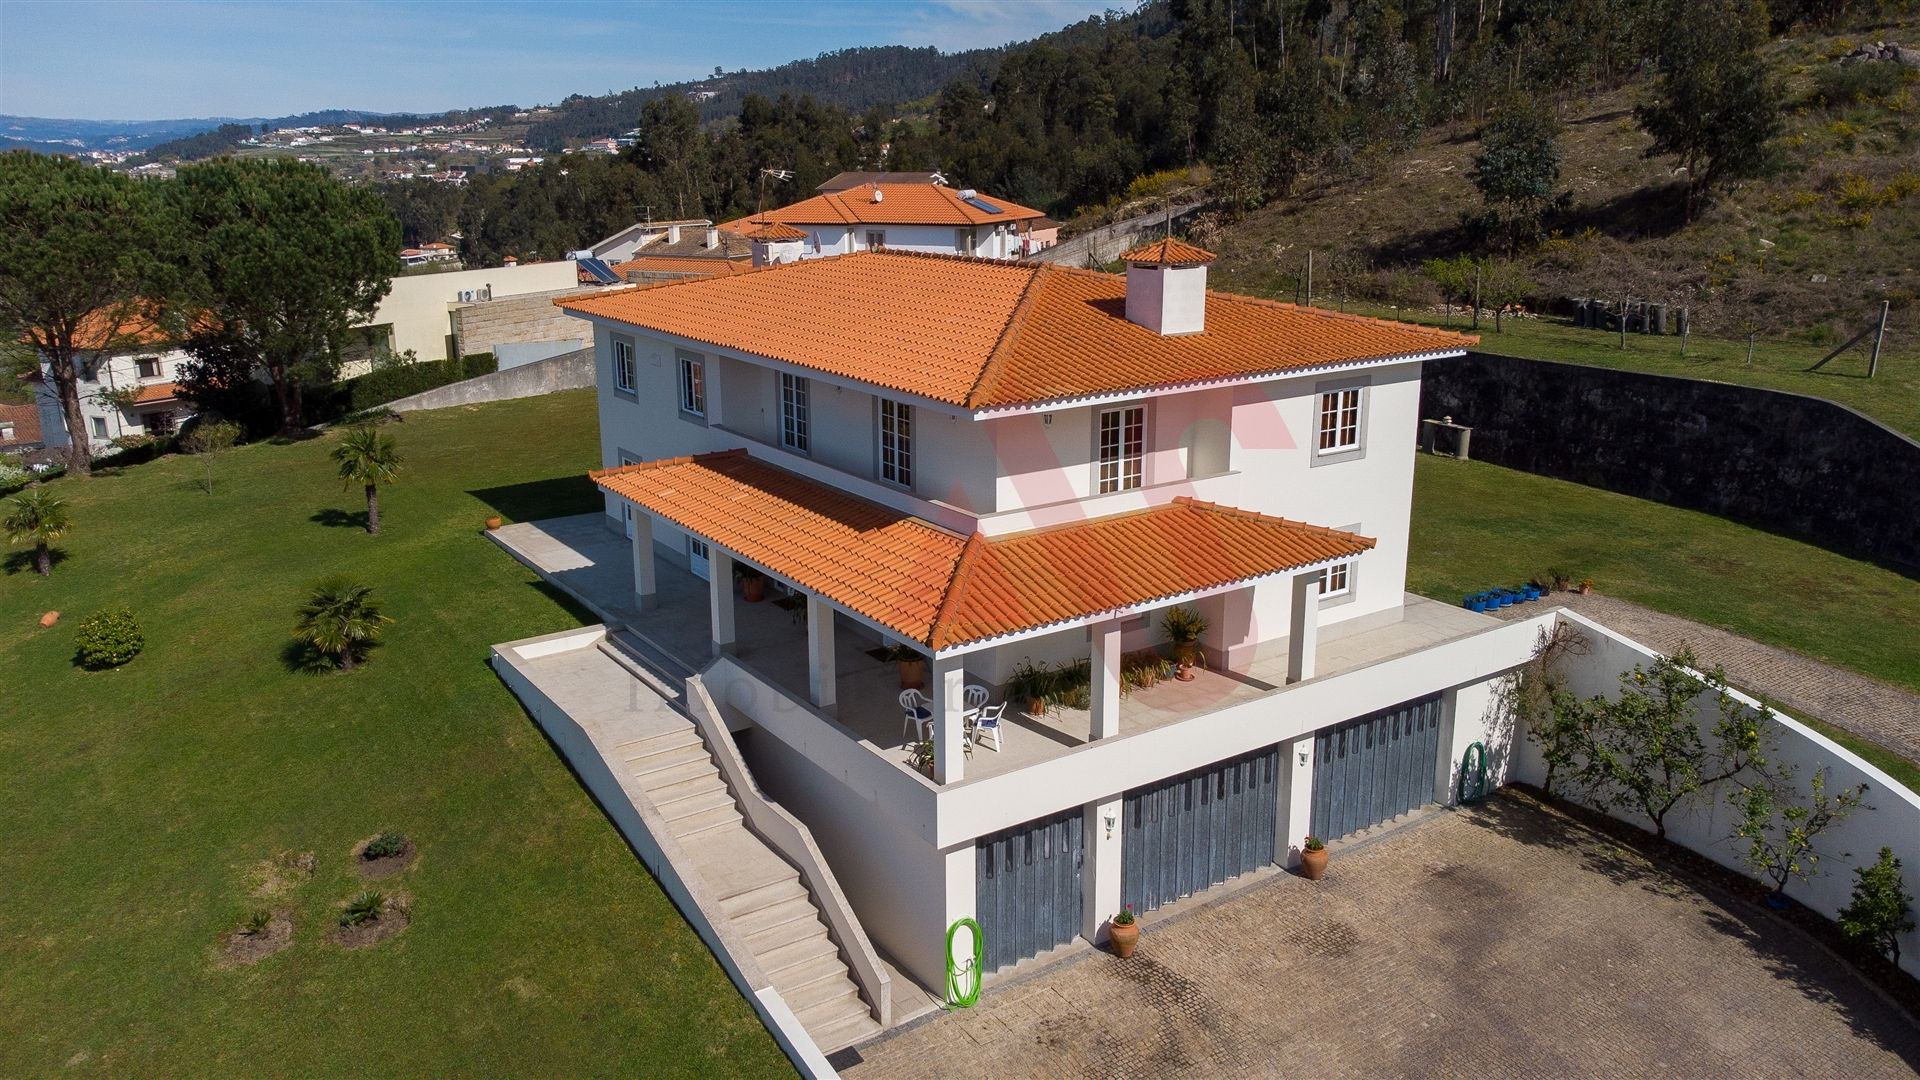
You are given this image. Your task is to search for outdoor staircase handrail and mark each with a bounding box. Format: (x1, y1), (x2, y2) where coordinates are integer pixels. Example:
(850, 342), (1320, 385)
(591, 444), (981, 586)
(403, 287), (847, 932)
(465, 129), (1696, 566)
(686, 672), (894, 1027)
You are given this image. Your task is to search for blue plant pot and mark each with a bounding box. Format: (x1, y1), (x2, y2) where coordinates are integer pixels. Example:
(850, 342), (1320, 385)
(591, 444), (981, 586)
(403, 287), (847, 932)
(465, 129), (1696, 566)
(1498, 592), (1514, 608)
(1524, 585), (1542, 601)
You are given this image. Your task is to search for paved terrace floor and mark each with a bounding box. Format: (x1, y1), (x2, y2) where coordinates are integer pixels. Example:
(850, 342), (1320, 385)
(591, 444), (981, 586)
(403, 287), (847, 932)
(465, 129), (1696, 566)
(493, 515), (1503, 786)
(843, 793), (1920, 1079)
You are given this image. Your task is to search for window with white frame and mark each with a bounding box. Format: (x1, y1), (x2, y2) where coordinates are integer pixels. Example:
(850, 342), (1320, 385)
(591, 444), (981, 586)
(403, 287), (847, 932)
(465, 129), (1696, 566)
(866, 230), (886, 250)
(612, 337), (636, 393)
(678, 353), (705, 416)
(1319, 558), (1354, 599)
(1316, 386), (1362, 454)
(91, 416), (108, 438)
(780, 373), (810, 452)
(136, 356), (161, 379)
(879, 398), (913, 488)
(1096, 405), (1146, 494)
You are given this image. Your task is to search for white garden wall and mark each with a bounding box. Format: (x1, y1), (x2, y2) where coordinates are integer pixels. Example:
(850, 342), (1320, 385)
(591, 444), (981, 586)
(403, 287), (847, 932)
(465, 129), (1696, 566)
(1513, 611), (1920, 977)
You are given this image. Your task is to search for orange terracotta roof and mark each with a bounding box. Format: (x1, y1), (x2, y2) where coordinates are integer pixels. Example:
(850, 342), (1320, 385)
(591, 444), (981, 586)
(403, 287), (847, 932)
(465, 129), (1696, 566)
(0, 402), (41, 447)
(132, 382), (180, 404)
(719, 184), (1045, 231)
(740, 221), (808, 241)
(608, 256), (751, 279)
(557, 251), (1475, 410)
(1120, 238), (1216, 266)
(592, 451), (1374, 651)
(61, 304), (174, 351)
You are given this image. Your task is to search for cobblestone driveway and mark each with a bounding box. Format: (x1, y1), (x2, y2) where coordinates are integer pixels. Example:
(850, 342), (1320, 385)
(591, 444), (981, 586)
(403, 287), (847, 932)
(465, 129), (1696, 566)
(845, 796), (1920, 1079)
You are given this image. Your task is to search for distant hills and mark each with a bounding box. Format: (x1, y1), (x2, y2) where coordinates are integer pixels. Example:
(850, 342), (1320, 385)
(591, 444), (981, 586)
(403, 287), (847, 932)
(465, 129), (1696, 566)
(0, 110), (431, 153)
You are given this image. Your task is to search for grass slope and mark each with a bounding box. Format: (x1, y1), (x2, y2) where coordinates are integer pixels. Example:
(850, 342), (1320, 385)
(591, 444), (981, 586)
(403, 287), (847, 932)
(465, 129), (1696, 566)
(0, 391), (791, 1077)
(1410, 454), (1920, 696)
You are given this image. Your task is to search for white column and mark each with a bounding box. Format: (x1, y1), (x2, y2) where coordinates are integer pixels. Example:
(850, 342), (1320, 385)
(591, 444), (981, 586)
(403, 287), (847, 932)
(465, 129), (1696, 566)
(1277, 733), (1316, 868)
(1083, 795), (1124, 943)
(806, 594), (836, 710)
(932, 653), (966, 784)
(1287, 570), (1322, 684)
(708, 549), (736, 655)
(630, 509), (657, 611)
(940, 842), (976, 992)
(1090, 617), (1123, 741)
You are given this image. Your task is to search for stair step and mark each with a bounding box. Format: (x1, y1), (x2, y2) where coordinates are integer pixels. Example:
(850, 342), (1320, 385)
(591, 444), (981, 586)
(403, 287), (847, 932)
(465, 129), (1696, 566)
(597, 639), (682, 700)
(769, 952), (848, 998)
(755, 932), (839, 978)
(611, 726), (700, 758)
(786, 976), (861, 1017)
(644, 767), (727, 807)
(634, 755), (720, 790)
(658, 786), (736, 823)
(609, 627), (700, 680)
(809, 1009), (882, 1053)
(669, 804), (744, 840)
(735, 895), (823, 942)
(745, 911), (829, 955)
(719, 874), (806, 916)
(625, 740), (711, 778)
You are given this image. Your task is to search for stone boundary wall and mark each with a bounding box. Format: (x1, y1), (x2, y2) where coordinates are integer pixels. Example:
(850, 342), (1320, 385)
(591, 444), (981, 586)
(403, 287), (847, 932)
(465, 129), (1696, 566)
(384, 348), (594, 413)
(1030, 200), (1206, 267)
(1420, 352), (1920, 572)
(452, 285), (607, 358)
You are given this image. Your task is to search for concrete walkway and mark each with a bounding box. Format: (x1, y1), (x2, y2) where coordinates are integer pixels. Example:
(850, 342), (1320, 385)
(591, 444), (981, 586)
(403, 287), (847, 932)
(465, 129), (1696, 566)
(1492, 591), (1920, 765)
(843, 795), (1920, 1078)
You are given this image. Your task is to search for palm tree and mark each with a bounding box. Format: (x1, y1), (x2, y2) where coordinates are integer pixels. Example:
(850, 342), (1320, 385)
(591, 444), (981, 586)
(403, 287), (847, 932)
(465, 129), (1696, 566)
(3, 487), (71, 576)
(293, 577), (392, 671)
(331, 425), (400, 535)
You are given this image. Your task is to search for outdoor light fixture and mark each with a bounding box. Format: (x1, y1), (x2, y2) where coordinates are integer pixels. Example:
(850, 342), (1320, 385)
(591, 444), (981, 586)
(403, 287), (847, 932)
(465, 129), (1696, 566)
(1298, 748), (1310, 767)
(1103, 811), (1116, 839)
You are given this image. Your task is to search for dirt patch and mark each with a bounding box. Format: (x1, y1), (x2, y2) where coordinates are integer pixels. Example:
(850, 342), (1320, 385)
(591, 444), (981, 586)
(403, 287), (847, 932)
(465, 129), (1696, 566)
(248, 850), (316, 899)
(216, 913), (293, 967)
(332, 892), (412, 949)
(350, 835), (416, 881)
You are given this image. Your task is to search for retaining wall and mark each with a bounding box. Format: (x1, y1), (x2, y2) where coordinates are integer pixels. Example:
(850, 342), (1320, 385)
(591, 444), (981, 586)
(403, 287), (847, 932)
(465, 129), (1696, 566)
(384, 347), (593, 413)
(451, 286), (601, 359)
(1420, 352), (1920, 571)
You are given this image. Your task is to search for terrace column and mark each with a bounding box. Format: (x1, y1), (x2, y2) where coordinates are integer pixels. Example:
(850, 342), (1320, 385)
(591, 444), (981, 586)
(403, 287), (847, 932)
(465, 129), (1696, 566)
(806, 594), (836, 709)
(1083, 795), (1124, 943)
(630, 508), (657, 611)
(1090, 617), (1123, 741)
(708, 549), (736, 656)
(931, 653), (966, 784)
(1277, 733), (1317, 867)
(1286, 570), (1323, 684)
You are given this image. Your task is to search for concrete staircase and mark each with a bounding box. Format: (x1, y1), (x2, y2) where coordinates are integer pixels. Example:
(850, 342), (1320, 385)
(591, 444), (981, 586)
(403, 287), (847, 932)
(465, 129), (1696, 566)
(597, 633), (882, 1053)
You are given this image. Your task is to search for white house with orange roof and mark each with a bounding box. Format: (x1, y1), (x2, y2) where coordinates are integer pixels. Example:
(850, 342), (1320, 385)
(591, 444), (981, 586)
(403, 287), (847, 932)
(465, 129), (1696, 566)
(720, 183), (1048, 260)
(34, 308), (195, 452)
(489, 239), (1566, 1054)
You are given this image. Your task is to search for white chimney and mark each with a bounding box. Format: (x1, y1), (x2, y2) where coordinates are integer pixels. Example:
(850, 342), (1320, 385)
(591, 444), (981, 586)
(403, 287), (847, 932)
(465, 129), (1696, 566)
(705, 226), (720, 249)
(1120, 239), (1214, 336)
(667, 223), (682, 244)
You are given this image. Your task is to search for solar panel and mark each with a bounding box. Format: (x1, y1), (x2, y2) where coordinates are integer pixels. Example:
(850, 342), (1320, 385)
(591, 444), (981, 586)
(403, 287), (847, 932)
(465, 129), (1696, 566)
(578, 257), (621, 284)
(963, 196), (1003, 214)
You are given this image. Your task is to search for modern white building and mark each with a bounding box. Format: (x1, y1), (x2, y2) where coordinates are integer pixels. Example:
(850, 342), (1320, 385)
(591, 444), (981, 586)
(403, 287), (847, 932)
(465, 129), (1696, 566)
(351, 258), (583, 368)
(494, 239), (1586, 1052)
(720, 183), (1049, 261)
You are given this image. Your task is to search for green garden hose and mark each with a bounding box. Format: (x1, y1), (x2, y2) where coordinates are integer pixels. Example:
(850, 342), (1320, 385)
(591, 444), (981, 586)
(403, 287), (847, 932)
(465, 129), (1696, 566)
(945, 917), (983, 1009)
(1458, 740), (1490, 804)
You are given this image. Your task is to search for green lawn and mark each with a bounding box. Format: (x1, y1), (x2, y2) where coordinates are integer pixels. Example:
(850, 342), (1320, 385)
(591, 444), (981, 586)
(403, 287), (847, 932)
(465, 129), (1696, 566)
(1350, 305), (1919, 440)
(1409, 454), (1920, 697)
(0, 390), (791, 1077)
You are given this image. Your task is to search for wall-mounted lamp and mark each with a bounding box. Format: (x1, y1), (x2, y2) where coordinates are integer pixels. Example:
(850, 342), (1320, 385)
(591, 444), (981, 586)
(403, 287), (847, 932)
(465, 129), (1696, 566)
(1043, 414), (1053, 426)
(1298, 748), (1310, 767)
(1103, 811), (1117, 839)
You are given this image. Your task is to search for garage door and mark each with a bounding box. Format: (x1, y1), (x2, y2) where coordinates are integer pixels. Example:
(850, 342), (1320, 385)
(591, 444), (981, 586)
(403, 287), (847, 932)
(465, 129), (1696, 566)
(1310, 695), (1445, 842)
(976, 808), (1083, 972)
(1121, 746), (1280, 915)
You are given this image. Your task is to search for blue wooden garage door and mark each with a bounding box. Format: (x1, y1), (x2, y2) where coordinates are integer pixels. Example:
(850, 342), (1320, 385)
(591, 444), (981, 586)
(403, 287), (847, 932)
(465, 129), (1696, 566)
(975, 808), (1083, 972)
(1121, 746), (1281, 915)
(1310, 695), (1445, 842)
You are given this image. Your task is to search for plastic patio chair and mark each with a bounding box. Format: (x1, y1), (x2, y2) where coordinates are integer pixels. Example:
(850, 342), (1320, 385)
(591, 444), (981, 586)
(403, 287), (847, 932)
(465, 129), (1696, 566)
(972, 702), (1006, 753)
(899, 688), (931, 745)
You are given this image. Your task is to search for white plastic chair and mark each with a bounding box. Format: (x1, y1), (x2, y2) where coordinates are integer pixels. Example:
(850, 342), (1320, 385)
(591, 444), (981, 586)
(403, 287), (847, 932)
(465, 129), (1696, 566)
(972, 702), (1006, 753)
(900, 689), (931, 745)
(963, 684), (989, 716)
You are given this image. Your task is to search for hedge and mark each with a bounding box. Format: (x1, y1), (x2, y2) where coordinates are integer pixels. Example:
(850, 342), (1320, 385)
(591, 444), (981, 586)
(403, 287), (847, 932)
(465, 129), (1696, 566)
(304, 353), (497, 425)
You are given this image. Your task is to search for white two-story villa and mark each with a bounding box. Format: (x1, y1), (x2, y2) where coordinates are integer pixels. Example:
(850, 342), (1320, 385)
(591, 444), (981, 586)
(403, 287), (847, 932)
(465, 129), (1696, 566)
(720, 182), (1048, 261)
(34, 310), (194, 454)
(492, 239), (1557, 1054)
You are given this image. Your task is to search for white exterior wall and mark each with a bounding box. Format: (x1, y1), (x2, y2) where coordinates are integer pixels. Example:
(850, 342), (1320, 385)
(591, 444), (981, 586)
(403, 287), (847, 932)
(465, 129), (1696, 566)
(796, 222), (1021, 260)
(365, 260), (579, 361)
(1516, 612), (1920, 977)
(44, 345), (196, 445)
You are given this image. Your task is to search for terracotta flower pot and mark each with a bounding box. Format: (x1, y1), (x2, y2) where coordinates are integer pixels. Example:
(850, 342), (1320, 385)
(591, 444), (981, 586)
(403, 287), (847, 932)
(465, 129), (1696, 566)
(1108, 920), (1140, 958)
(898, 658), (926, 690)
(740, 575), (766, 602)
(1300, 846), (1329, 880)
(1026, 696), (1046, 716)
(40, 610), (60, 628)
(484, 515), (503, 531)
(1176, 661), (1196, 682)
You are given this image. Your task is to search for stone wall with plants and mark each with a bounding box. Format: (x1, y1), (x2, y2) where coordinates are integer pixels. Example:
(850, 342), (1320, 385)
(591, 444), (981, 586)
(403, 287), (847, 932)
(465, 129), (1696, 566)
(1420, 352), (1920, 571)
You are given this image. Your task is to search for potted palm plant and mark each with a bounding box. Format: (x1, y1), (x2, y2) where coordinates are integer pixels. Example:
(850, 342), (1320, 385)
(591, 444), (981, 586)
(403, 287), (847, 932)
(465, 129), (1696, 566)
(1159, 606), (1208, 681)
(1107, 905), (1140, 958)
(1300, 835), (1329, 880)
(883, 643), (926, 689)
(1008, 657), (1049, 716)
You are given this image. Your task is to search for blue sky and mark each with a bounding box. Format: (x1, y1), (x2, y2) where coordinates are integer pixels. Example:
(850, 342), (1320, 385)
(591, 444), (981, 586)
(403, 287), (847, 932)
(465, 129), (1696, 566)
(0, 0), (1118, 120)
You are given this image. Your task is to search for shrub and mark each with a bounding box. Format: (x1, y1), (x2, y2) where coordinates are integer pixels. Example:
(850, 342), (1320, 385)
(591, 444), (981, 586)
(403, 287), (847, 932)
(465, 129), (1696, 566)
(304, 353), (498, 425)
(0, 462), (28, 495)
(1838, 847), (1914, 965)
(1812, 62), (1907, 109)
(242, 910), (273, 936)
(74, 608), (143, 669)
(363, 831), (408, 860)
(340, 890), (384, 927)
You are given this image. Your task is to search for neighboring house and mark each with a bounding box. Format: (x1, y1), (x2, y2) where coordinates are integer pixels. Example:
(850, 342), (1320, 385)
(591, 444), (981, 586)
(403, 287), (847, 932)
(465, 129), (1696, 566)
(551, 241), (1528, 993)
(604, 224), (753, 285)
(719, 183), (1049, 260)
(34, 309), (194, 451)
(349, 258), (582, 372)
(1022, 216), (1063, 256)
(0, 400), (43, 454)
(814, 170), (947, 192)
(568, 219), (715, 265)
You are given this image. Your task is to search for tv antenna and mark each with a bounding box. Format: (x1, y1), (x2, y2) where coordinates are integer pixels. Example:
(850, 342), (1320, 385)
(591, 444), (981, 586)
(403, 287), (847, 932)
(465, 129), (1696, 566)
(758, 167), (794, 221)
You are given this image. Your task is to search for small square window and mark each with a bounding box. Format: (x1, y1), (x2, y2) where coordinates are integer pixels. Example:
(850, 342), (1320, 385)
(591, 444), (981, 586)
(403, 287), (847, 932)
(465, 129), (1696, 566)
(1316, 387), (1362, 455)
(1319, 559), (1353, 599)
(135, 356), (161, 379)
(866, 230), (886, 250)
(90, 416), (108, 438)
